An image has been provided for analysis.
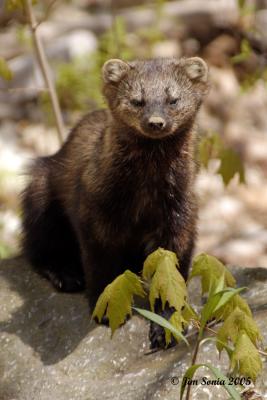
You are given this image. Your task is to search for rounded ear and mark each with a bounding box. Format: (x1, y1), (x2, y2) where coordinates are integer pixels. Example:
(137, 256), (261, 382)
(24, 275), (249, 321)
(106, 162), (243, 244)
(102, 59), (130, 83)
(183, 57), (208, 83)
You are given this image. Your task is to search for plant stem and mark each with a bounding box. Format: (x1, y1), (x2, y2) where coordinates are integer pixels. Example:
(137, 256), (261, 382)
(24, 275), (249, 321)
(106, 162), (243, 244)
(185, 337), (201, 400)
(35, 0), (58, 29)
(24, 0), (65, 144)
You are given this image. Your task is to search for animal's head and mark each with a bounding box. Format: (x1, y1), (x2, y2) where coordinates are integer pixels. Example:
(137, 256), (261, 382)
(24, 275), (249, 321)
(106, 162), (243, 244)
(102, 57), (209, 139)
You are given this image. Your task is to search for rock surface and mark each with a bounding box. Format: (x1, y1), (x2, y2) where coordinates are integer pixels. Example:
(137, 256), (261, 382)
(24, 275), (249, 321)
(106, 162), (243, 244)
(0, 257), (267, 400)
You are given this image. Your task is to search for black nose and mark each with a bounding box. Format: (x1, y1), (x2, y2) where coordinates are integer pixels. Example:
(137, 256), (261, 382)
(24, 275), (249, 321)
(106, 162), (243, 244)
(148, 116), (166, 130)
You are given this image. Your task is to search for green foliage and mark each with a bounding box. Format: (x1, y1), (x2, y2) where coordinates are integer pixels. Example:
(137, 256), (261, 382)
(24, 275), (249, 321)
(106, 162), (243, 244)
(41, 11), (167, 117)
(41, 54), (104, 119)
(93, 249), (264, 391)
(231, 39), (252, 65)
(231, 332), (262, 383)
(56, 57), (104, 111)
(5, 0), (24, 11)
(100, 16), (134, 61)
(238, 0), (246, 11)
(43, 16), (136, 116)
(199, 286), (245, 336)
(5, 0), (38, 11)
(240, 68), (267, 92)
(135, 26), (165, 51)
(200, 336), (233, 358)
(142, 247), (177, 280)
(218, 148), (245, 185)
(134, 307), (189, 346)
(182, 302), (199, 325)
(237, 0), (255, 17)
(16, 25), (31, 47)
(211, 287), (246, 317)
(165, 310), (185, 345)
(198, 132), (245, 186)
(216, 307), (262, 352)
(0, 58), (13, 81)
(134, 0), (165, 55)
(142, 248), (187, 312)
(198, 133), (222, 168)
(92, 269), (145, 334)
(189, 253), (236, 295)
(213, 293), (252, 320)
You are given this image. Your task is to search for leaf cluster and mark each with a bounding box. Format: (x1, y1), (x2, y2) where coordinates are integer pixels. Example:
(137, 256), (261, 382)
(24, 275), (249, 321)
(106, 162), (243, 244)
(217, 308), (262, 382)
(190, 254), (263, 383)
(142, 248), (188, 345)
(143, 248), (187, 312)
(93, 248), (189, 345)
(93, 248), (264, 398)
(0, 57), (13, 81)
(231, 39), (252, 65)
(5, 0), (24, 11)
(92, 269), (145, 334)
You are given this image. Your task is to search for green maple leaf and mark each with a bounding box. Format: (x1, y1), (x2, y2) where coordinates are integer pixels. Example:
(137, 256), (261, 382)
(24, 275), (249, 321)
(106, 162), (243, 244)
(217, 148), (245, 186)
(190, 253), (236, 295)
(182, 302), (199, 324)
(92, 270), (145, 334)
(213, 294), (252, 321)
(231, 331), (262, 382)
(165, 311), (185, 346)
(144, 249), (187, 311)
(216, 307), (262, 352)
(142, 247), (178, 280)
(0, 58), (13, 81)
(198, 132), (223, 168)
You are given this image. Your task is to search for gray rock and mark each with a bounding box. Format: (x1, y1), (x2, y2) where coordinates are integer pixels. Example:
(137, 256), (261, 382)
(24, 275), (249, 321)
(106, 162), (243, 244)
(0, 257), (267, 400)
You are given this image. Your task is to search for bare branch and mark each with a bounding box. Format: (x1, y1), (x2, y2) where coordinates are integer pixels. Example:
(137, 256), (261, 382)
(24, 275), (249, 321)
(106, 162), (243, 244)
(24, 0), (65, 144)
(35, 0), (58, 29)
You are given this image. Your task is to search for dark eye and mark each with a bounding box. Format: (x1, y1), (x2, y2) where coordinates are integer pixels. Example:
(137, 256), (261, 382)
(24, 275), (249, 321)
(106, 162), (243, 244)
(169, 98), (178, 105)
(130, 99), (145, 107)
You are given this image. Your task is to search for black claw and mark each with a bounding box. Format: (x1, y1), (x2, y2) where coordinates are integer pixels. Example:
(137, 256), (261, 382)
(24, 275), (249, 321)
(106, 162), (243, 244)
(100, 315), (109, 326)
(148, 303), (182, 350)
(41, 269), (85, 293)
(149, 321), (178, 349)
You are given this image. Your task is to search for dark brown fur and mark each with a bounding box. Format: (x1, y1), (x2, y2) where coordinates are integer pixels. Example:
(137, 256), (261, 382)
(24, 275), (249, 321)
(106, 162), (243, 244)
(22, 57), (208, 348)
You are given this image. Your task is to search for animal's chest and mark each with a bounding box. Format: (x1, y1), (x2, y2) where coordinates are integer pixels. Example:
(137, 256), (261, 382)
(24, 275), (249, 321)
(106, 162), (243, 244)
(102, 164), (180, 229)
(132, 176), (177, 223)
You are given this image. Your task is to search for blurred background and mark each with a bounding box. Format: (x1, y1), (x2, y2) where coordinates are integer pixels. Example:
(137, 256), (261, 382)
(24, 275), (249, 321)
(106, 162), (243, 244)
(0, 0), (267, 268)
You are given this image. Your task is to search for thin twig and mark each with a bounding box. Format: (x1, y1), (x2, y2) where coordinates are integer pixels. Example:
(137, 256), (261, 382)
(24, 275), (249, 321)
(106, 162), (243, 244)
(24, 0), (65, 143)
(185, 337), (201, 400)
(35, 0), (58, 29)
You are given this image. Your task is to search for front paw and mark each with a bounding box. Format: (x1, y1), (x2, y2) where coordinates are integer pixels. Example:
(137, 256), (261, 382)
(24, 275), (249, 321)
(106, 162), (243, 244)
(93, 313), (131, 327)
(43, 269), (85, 292)
(94, 315), (109, 326)
(149, 306), (177, 350)
(149, 321), (177, 349)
